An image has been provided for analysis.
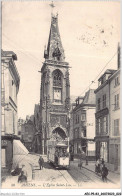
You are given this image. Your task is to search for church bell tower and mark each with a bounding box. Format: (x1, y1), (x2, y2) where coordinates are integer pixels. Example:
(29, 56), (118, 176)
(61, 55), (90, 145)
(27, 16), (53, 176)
(40, 13), (70, 154)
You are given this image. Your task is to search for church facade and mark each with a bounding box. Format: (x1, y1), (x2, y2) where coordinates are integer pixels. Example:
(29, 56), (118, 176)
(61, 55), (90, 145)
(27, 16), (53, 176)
(40, 14), (70, 154)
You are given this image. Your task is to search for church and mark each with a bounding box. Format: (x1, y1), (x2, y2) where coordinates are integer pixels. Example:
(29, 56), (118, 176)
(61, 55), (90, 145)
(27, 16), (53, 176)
(40, 13), (70, 154)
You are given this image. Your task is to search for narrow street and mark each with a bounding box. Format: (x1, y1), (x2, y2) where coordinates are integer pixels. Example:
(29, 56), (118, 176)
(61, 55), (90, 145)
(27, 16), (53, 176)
(1, 154), (120, 189)
(30, 154), (120, 189)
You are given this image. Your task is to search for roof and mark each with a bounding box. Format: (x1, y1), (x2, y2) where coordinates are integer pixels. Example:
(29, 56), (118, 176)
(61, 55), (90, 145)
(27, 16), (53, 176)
(1, 49), (17, 60)
(82, 89), (96, 105)
(45, 14), (65, 61)
(73, 89), (96, 111)
(98, 69), (116, 81)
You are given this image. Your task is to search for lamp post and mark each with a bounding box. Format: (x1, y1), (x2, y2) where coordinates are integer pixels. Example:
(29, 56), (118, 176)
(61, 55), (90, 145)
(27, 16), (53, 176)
(66, 109), (70, 152)
(86, 141), (88, 165)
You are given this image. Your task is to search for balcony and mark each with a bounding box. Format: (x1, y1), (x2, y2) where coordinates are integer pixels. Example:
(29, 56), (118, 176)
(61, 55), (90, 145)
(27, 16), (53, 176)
(95, 108), (109, 119)
(96, 131), (108, 137)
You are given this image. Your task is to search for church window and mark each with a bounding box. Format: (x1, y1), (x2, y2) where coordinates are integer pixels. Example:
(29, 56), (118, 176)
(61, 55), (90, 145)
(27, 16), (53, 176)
(53, 70), (62, 103)
(53, 70), (62, 87)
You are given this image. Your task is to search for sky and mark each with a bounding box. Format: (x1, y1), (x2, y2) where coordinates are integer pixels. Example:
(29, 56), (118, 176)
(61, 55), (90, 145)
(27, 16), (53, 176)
(2, 1), (120, 119)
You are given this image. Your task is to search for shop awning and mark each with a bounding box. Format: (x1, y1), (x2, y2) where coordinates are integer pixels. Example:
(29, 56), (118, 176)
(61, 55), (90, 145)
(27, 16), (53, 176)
(13, 140), (29, 169)
(13, 140), (29, 155)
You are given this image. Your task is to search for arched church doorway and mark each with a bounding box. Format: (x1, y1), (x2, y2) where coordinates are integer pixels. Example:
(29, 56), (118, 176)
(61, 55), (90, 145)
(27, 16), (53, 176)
(52, 127), (67, 140)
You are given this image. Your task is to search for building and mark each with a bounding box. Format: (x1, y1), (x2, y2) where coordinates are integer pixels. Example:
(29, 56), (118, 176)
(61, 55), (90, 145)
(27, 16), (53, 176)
(72, 89), (96, 160)
(95, 44), (120, 172)
(40, 14), (70, 154)
(21, 118), (37, 152)
(109, 68), (120, 172)
(94, 69), (116, 164)
(18, 112), (42, 154)
(33, 104), (41, 131)
(109, 45), (120, 172)
(31, 104), (42, 154)
(1, 50), (20, 170)
(17, 118), (25, 138)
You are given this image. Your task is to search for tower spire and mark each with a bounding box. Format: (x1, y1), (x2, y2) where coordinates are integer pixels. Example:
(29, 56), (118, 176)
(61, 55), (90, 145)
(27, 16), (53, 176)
(44, 12), (65, 61)
(49, 1), (55, 15)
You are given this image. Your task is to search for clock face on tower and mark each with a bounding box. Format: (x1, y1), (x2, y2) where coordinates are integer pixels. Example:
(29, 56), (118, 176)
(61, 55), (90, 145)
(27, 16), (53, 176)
(54, 88), (61, 102)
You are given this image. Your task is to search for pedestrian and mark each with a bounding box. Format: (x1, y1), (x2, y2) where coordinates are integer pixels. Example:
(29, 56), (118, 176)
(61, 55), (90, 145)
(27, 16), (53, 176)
(79, 158), (83, 169)
(95, 159), (100, 174)
(21, 165), (27, 177)
(38, 156), (44, 170)
(100, 158), (105, 172)
(11, 164), (21, 176)
(101, 164), (108, 182)
(101, 158), (104, 166)
(18, 171), (27, 183)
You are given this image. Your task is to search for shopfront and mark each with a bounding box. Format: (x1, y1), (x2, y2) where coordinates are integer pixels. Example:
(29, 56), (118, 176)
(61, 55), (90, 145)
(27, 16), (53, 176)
(95, 136), (109, 162)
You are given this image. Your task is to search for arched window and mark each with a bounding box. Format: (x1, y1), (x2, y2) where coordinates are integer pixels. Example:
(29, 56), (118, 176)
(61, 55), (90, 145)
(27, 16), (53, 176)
(53, 70), (63, 103)
(53, 70), (62, 87)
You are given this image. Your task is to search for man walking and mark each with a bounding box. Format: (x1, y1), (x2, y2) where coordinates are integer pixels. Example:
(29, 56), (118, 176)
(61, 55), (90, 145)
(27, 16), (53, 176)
(38, 156), (44, 170)
(101, 164), (108, 182)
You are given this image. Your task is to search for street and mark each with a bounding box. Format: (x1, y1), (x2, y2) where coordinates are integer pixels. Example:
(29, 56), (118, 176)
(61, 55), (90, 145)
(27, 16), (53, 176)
(33, 159), (120, 189)
(2, 153), (120, 189)
(1, 2), (120, 194)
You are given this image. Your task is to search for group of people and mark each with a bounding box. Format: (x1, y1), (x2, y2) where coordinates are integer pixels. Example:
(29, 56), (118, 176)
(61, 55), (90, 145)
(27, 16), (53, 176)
(11, 164), (27, 183)
(12, 156), (108, 183)
(95, 158), (108, 182)
(11, 155), (44, 184)
(18, 156), (44, 183)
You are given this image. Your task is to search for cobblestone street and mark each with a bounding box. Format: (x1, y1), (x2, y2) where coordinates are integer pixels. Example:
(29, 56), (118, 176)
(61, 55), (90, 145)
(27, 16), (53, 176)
(33, 159), (120, 189)
(2, 154), (120, 189)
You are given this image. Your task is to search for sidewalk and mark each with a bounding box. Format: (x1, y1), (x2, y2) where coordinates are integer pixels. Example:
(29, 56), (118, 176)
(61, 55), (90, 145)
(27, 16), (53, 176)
(71, 159), (120, 184)
(1, 154), (47, 188)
